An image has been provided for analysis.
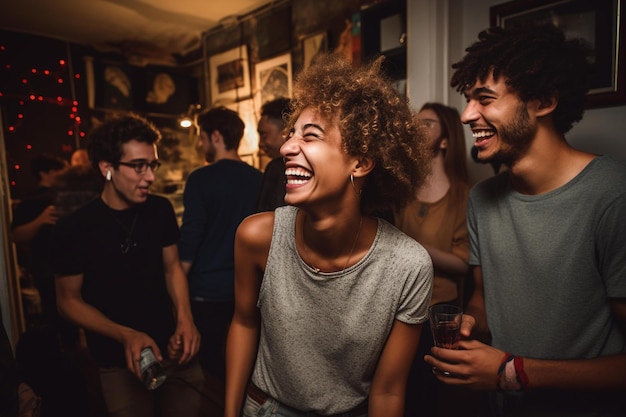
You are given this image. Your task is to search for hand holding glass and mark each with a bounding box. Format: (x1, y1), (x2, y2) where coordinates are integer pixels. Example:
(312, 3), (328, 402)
(429, 304), (462, 375)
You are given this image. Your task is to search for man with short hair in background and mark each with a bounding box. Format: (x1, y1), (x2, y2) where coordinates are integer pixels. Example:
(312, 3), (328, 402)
(179, 106), (262, 382)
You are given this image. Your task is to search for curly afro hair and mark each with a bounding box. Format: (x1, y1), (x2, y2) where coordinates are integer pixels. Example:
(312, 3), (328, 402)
(451, 24), (593, 134)
(286, 54), (430, 214)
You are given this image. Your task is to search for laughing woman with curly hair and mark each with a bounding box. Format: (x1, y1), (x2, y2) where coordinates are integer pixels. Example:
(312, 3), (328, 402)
(224, 54), (434, 417)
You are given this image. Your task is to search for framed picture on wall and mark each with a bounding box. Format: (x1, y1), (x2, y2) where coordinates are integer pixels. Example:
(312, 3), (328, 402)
(208, 45), (251, 105)
(142, 70), (198, 115)
(255, 53), (292, 109)
(226, 98), (260, 168)
(92, 62), (134, 111)
(302, 31), (328, 69)
(491, 0), (624, 108)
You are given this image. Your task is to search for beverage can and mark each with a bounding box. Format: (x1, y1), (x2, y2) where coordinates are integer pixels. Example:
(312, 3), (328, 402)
(140, 347), (167, 390)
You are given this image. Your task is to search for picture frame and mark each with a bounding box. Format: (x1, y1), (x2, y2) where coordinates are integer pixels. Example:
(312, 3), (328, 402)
(490, 0), (625, 108)
(142, 70), (198, 115)
(92, 62), (134, 111)
(208, 45), (251, 105)
(302, 31), (328, 69)
(226, 98), (260, 168)
(254, 53), (293, 109)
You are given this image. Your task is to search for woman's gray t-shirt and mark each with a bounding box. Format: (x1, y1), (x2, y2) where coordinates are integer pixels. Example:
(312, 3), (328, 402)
(251, 205), (433, 415)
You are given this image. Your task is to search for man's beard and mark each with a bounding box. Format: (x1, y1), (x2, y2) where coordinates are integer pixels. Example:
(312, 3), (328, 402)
(205, 146), (216, 163)
(485, 102), (536, 166)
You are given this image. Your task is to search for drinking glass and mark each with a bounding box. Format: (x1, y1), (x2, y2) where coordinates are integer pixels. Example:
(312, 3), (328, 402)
(429, 304), (462, 376)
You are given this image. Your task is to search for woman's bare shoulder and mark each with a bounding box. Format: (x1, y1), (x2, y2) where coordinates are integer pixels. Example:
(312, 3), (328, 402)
(237, 211), (275, 248)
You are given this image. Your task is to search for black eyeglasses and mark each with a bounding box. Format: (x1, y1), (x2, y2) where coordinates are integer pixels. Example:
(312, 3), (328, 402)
(117, 160), (162, 174)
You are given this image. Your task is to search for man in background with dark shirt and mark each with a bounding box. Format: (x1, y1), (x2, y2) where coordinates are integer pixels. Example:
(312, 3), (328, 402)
(178, 106), (262, 382)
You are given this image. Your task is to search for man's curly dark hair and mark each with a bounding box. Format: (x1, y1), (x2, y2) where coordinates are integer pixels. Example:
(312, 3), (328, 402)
(285, 53), (430, 214)
(451, 24), (593, 134)
(87, 113), (161, 173)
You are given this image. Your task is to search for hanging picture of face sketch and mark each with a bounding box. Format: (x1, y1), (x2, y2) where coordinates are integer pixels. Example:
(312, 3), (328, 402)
(142, 71), (197, 115)
(302, 32), (328, 69)
(94, 63), (134, 110)
(254, 53), (292, 111)
(208, 45), (251, 105)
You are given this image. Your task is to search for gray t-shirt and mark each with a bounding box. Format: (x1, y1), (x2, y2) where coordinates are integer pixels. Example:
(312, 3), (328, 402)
(251, 205), (433, 415)
(468, 155), (626, 416)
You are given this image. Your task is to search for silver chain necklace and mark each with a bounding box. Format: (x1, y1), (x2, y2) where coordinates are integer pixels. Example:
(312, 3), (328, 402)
(301, 216), (363, 274)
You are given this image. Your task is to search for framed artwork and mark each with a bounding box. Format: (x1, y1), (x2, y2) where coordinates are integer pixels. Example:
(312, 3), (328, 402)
(93, 62), (134, 111)
(255, 53), (293, 108)
(142, 70), (198, 115)
(226, 98), (260, 168)
(254, 3), (292, 60)
(302, 31), (328, 69)
(208, 45), (251, 105)
(491, 0), (624, 108)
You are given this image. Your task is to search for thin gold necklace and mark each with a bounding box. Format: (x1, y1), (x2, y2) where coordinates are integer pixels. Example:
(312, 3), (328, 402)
(301, 215), (363, 273)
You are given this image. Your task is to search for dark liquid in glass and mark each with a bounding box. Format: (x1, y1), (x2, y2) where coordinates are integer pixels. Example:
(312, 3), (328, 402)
(432, 321), (460, 349)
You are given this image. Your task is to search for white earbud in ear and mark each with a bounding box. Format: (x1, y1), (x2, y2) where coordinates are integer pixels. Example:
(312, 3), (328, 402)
(106, 170), (112, 181)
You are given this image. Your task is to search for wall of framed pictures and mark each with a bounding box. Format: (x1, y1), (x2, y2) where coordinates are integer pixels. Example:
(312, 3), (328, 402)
(201, 0), (405, 168)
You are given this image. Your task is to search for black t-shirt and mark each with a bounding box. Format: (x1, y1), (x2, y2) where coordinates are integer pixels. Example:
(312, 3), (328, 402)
(11, 186), (56, 278)
(51, 195), (178, 367)
(256, 157), (286, 212)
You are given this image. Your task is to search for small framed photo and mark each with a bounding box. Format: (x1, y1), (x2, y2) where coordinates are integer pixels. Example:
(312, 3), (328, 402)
(302, 31), (328, 69)
(254, 53), (292, 108)
(491, 0), (624, 108)
(208, 45), (251, 105)
(92, 62), (134, 111)
(142, 70), (197, 115)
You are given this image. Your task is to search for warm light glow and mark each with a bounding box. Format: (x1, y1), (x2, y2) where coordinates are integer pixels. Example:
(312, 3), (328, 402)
(17, 114), (23, 119)
(14, 165), (20, 170)
(179, 117), (193, 128)
(26, 145), (32, 149)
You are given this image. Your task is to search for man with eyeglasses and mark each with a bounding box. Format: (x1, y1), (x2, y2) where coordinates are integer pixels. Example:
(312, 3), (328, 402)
(51, 114), (204, 417)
